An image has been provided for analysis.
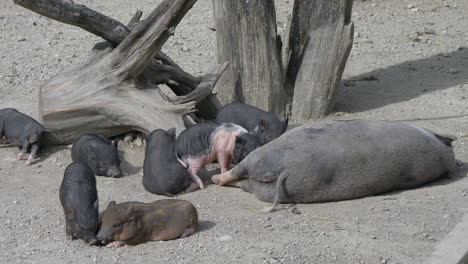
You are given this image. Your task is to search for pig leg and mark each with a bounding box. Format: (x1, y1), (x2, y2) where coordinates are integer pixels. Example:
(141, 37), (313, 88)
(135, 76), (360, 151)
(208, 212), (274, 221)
(65, 221), (74, 240)
(17, 139), (29, 160)
(188, 165), (205, 189)
(212, 164), (248, 185)
(241, 179), (290, 213)
(184, 182), (199, 193)
(223, 180), (242, 188)
(240, 181), (276, 202)
(105, 241), (126, 248)
(217, 152), (231, 173)
(25, 143), (39, 166)
(179, 227), (195, 238)
(212, 171), (232, 185)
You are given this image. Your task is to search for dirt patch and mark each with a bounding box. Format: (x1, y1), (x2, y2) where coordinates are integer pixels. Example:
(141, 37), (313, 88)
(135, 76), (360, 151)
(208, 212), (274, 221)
(0, 0), (467, 263)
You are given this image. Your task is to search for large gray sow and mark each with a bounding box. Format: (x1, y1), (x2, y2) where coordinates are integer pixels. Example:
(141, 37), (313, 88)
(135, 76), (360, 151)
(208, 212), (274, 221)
(212, 120), (457, 212)
(71, 133), (123, 178)
(59, 162), (99, 245)
(216, 103), (288, 145)
(143, 128), (196, 196)
(0, 108), (48, 165)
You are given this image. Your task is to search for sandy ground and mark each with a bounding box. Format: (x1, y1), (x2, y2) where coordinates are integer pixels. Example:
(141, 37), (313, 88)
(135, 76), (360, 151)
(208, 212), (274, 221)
(0, 0), (467, 263)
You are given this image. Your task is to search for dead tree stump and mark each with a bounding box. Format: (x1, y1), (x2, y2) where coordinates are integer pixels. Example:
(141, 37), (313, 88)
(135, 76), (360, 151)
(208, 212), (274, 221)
(212, 0), (354, 123)
(14, 0), (228, 144)
(212, 0), (287, 116)
(289, 0), (354, 121)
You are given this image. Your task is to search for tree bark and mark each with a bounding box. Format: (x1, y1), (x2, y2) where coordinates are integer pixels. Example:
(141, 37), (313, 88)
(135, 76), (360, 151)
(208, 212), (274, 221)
(288, 0), (354, 122)
(10, 0), (232, 145)
(15, 0), (221, 119)
(212, 0), (287, 117)
(13, 0), (130, 45)
(38, 0), (200, 144)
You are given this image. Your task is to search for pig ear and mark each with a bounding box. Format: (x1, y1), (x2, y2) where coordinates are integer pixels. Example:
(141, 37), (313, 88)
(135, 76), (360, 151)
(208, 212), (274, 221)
(167, 128), (176, 137)
(235, 136), (245, 146)
(88, 150), (96, 161)
(93, 199), (99, 211)
(281, 118), (289, 134)
(106, 201), (116, 209)
(255, 120), (268, 133)
(126, 207), (141, 223)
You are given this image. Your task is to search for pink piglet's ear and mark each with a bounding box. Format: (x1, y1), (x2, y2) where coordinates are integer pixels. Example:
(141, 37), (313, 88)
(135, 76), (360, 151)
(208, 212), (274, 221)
(235, 136), (245, 145)
(106, 201), (116, 209)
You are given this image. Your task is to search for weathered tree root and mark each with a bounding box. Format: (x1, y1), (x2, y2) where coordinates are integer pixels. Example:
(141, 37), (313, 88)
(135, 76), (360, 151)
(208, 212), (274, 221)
(14, 0), (227, 144)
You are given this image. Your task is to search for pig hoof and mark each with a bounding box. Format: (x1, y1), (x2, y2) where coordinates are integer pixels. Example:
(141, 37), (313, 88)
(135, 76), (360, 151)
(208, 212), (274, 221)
(180, 227), (195, 238)
(105, 241), (126, 248)
(87, 238), (99, 246)
(260, 205), (276, 213)
(25, 157), (39, 166)
(212, 174), (229, 185)
(211, 175), (220, 184)
(17, 153), (25, 160)
(184, 182), (199, 193)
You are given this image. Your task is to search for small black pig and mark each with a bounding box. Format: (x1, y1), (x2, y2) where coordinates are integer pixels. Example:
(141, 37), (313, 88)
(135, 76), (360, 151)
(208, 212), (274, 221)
(0, 108), (48, 165)
(216, 103), (288, 145)
(97, 199), (198, 248)
(71, 133), (123, 178)
(176, 122), (261, 189)
(143, 128), (196, 196)
(59, 162), (99, 245)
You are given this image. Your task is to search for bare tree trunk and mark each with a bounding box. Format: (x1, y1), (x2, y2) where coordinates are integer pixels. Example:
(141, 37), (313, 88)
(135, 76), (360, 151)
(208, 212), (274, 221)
(14, 0), (228, 144)
(14, 0), (222, 120)
(212, 0), (354, 123)
(212, 0), (287, 117)
(288, 0), (354, 122)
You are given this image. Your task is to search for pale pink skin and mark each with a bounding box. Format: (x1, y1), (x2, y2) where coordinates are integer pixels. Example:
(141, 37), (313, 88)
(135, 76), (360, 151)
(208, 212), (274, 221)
(3, 136), (39, 166)
(16, 147), (39, 166)
(105, 241), (126, 248)
(181, 127), (245, 189)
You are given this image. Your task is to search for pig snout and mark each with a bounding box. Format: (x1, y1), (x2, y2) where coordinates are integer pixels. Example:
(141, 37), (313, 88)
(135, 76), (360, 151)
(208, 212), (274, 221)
(107, 167), (122, 178)
(86, 236), (99, 246)
(96, 230), (113, 244)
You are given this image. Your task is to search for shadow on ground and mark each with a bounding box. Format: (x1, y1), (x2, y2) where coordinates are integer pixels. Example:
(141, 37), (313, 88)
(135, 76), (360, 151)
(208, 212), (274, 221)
(336, 48), (468, 112)
(118, 149), (142, 176)
(197, 220), (216, 233)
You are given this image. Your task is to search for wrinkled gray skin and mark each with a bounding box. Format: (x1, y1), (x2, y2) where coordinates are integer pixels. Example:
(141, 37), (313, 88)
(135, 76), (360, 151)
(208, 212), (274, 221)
(0, 108), (48, 165)
(71, 133), (122, 178)
(59, 162), (99, 245)
(214, 120), (457, 212)
(143, 128), (195, 196)
(216, 103), (288, 145)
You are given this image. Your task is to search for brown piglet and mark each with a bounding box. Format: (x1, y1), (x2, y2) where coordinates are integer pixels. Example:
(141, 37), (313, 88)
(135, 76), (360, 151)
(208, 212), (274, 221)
(97, 199), (198, 248)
